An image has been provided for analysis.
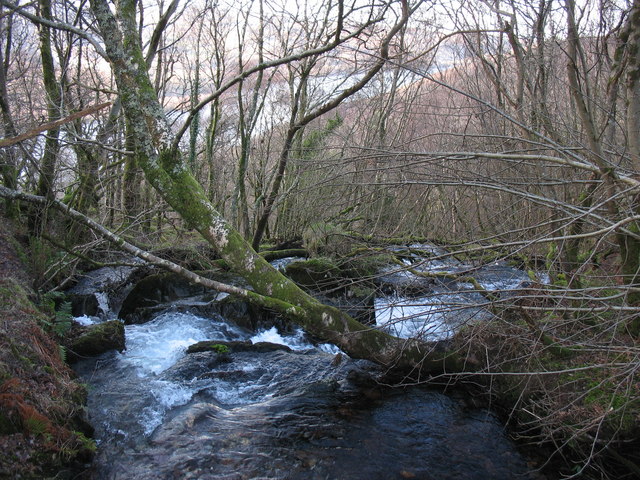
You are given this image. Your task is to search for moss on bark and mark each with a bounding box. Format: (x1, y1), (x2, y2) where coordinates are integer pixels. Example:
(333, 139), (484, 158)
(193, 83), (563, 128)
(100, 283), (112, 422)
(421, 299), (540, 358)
(66, 320), (125, 361)
(89, 0), (468, 374)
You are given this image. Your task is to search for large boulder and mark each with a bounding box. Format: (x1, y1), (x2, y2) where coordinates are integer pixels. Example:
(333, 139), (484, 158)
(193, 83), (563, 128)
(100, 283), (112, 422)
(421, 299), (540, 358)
(67, 261), (148, 318)
(186, 340), (292, 354)
(119, 272), (226, 323)
(66, 320), (125, 362)
(284, 257), (344, 291)
(284, 257), (376, 325)
(118, 270), (269, 325)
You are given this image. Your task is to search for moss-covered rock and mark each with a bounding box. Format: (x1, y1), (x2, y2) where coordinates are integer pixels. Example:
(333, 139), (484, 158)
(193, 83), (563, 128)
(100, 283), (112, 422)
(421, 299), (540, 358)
(119, 271), (242, 323)
(210, 294), (281, 331)
(66, 262), (149, 318)
(339, 253), (394, 279)
(284, 257), (344, 291)
(186, 340), (292, 354)
(66, 320), (125, 362)
(119, 272), (204, 323)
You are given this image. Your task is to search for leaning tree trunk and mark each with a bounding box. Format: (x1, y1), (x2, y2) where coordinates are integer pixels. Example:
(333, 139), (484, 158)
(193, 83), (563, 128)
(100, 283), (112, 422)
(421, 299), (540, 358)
(89, 0), (463, 372)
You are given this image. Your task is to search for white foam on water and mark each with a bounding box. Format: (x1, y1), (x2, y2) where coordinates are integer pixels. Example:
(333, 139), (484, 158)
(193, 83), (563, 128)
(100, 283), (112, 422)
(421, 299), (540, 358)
(374, 295), (463, 340)
(211, 377), (269, 405)
(251, 326), (318, 351)
(74, 315), (97, 326)
(95, 291), (111, 317)
(115, 310), (248, 436)
(250, 326), (343, 355)
(270, 256), (306, 271)
(250, 326), (308, 351)
(141, 380), (195, 435)
(96, 308), (344, 437)
(318, 343), (342, 354)
(477, 277), (523, 291)
(122, 311), (244, 376)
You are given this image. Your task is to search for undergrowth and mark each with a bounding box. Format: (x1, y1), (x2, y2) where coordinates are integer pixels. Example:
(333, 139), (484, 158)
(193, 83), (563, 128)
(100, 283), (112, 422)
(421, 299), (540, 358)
(454, 304), (640, 479)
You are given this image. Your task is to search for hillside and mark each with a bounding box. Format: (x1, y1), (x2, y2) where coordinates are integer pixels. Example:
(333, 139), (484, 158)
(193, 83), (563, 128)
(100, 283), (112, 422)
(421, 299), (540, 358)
(0, 216), (94, 479)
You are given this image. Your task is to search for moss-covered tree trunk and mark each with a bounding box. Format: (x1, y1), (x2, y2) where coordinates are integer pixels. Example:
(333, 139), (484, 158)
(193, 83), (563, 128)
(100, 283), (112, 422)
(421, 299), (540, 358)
(88, 0), (462, 372)
(0, 10), (19, 218)
(122, 120), (143, 226)
(30, 0), (62, 237)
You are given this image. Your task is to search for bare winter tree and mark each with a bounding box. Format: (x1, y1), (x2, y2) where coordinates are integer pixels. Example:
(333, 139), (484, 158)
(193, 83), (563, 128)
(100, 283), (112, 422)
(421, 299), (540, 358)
(1, 0), (639, 474)
(0, 0), (473, 371)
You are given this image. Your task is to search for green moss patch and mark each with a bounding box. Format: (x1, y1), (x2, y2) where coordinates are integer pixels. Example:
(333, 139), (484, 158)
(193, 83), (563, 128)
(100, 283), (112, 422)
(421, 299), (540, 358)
(285, 257), (344, 291)
(66, 320), (125, 361)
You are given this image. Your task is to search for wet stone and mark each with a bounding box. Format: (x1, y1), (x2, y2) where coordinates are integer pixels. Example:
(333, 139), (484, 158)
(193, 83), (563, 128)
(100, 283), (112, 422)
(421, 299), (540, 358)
(186, 340), (292, 354)
(66, 320), (125, 362)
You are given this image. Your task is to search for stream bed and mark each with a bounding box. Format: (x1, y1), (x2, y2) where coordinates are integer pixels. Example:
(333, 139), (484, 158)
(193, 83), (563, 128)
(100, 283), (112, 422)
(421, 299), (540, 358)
(73, 248), (544, 479)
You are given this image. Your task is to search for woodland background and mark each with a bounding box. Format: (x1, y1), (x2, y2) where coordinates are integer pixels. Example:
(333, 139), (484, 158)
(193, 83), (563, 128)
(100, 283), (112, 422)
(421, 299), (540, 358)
(0, 0), (639, 478)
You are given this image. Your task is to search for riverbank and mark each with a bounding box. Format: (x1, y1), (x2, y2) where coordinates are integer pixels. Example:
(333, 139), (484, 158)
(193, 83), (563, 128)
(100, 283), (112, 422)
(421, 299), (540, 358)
(0, 217), (94, 479)
(450, 316), (640, 479)
(1, 215), (638, 478)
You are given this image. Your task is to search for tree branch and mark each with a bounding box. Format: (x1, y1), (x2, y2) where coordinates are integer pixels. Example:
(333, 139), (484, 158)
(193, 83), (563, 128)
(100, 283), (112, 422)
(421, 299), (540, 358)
(170, 15), (382, 151)
(0, 0), (109, 59)
(0, 102), (111, 147)
(0, 184), (308, 316)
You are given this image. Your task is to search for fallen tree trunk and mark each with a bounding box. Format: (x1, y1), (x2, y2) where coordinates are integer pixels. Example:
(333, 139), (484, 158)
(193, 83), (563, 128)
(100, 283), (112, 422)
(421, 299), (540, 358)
(57, 0), (469, 373)
(0, 185), (470, 373)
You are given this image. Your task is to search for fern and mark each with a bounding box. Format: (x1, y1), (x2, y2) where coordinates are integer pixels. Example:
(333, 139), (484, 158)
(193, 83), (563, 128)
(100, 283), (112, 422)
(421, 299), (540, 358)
(40, 292), (73, 336)
(58, 345), (67, 363)
(24, 414), (48, 436)
(53, 301), (73, 336)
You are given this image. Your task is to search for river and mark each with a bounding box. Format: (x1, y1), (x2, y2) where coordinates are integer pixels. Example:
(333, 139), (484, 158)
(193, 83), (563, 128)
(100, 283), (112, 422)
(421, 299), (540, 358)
(73, 247), (544, 479)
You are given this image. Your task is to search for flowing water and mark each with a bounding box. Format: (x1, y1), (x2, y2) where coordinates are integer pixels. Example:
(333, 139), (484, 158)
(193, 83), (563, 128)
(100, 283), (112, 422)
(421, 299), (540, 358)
(374, 244), (542, 340)
(73, 247), (543, 479)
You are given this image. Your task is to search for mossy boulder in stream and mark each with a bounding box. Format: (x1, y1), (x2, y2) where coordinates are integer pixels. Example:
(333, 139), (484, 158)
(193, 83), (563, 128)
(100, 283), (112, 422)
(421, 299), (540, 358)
(187, 340), (292, 354)
(66, 261), (148, 318)
(284, 257), (343, 290)
(119, 271), (246, 324)
(66, 320), (125, 362)
(119, 272), (210, 323)
(284, 257), (376, 325)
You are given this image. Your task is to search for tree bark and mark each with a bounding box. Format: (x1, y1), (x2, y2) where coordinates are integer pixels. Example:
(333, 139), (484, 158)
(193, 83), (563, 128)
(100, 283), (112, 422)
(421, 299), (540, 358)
(31, 0), (63, 235)
(0, 6), (19, 217)
(87, 0), (462, 372)
(35, 0), (62, 201)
